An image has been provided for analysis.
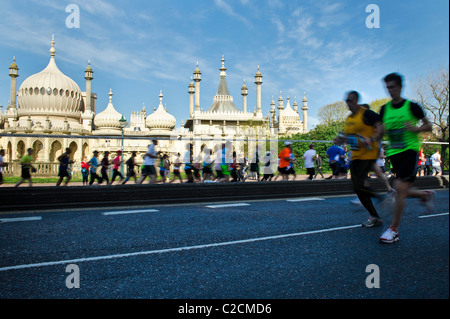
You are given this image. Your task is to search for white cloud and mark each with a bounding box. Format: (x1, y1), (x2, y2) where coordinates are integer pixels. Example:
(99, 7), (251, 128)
(213, 0), (251, 26)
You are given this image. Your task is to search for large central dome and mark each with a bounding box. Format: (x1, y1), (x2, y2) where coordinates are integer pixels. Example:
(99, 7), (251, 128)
(17, 36), (82, 122)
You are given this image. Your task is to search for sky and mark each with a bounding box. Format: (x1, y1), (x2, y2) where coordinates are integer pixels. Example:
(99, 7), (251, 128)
(0, 0), (448, 130)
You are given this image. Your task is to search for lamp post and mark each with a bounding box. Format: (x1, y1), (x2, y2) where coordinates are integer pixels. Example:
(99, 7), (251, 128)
(119, 115), (127, 176)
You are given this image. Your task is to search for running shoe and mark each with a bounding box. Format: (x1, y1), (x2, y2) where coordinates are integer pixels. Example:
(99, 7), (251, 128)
(362, 216), (383, 228)
(379, 227), (399, 244)
(421, 190), (435, 213)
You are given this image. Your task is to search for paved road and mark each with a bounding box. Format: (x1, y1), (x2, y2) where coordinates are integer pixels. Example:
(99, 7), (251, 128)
(0, 190), (448, 302)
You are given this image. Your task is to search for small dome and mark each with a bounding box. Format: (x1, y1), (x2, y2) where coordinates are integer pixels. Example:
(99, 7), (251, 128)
(94, 89), (123, 130)
(194, 62), (201, 74)
(146, 91), (176, 131)
(9, 58), (18, 70)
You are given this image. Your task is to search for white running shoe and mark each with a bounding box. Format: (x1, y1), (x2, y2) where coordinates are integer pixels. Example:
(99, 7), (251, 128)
(379, 227), (399, 244)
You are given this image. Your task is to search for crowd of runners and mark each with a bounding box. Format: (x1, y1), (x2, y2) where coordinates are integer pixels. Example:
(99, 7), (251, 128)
(0, 72), (446, 244)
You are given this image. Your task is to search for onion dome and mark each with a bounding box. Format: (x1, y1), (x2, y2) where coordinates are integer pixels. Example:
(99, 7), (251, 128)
(241, 79), (248, 91)
(146, 91), (176, 131)
(194, 62), (201, 75)
(17, 36), (82, 120)
(94, 89), (124, 130)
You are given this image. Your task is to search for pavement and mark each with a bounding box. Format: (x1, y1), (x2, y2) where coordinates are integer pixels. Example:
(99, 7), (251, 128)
(0, 190), (448, 302)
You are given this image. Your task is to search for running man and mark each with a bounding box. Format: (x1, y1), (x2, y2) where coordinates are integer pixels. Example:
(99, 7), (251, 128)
(378, 73), (434, 244)
(303, 144), (316, 180)
(336, 90), (384, 228)
(122, 151), (138, 184)
(138, 140), (158, 184)
(15, 148), (36, 187)
(88, 150), (103, 185)
(277, 141), (293, 181)
(56, 148), (74, 186)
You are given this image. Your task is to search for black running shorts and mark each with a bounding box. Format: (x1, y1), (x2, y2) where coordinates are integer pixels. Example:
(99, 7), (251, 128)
(389, 149), (418, 183)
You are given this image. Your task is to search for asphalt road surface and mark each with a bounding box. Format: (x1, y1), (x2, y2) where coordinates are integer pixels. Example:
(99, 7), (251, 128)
(0, 190), (448, 302)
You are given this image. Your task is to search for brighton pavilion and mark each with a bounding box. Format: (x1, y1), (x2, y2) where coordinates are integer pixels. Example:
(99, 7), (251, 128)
(0, 36), (309, 177)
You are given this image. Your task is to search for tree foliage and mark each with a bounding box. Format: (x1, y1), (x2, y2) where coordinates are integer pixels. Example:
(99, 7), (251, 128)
(317, 101), (349, 125)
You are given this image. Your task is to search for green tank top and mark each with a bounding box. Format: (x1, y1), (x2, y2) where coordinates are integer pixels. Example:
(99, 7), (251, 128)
(382, 100), (421, 156)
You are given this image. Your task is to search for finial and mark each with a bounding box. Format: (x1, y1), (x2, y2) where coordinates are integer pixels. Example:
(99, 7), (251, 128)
(109, 88), (113, 102)
(50, 35), (55, 57)
(13, 56), (15, 62)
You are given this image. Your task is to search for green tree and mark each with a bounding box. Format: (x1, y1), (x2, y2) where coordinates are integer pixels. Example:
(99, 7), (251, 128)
(369, 97), (391, 113)
(318, 101), (349, 125)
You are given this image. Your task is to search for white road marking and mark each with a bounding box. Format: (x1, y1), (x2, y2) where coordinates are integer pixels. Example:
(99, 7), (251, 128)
(286, 197), (324, 202)
(205, 203), (250, 209)
(0, 224), (361, 272)
(418, 212), (449, 219)
(102, 209), (159, 216)
(0, 217), (42, 223)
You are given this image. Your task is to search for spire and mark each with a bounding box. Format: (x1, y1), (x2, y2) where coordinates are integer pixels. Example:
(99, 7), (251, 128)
(50, 34), (56, 57)
(220, 55), (227, 77)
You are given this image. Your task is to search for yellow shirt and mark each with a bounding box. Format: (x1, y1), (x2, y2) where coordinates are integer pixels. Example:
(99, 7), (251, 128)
(344, 108), (379, 160)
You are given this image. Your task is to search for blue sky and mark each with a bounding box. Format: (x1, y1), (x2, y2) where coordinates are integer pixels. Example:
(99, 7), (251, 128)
(0, 0), (448, 130)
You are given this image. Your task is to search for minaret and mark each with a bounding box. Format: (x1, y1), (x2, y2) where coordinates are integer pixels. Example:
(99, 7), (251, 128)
(269, 96), (276, 127)
(277, 92), (284, 133)
(193, 62), (201, 112)
(188, 77), (195, 117)
(254, 66), (263, 116)
(302, 92), (308, 132)
(8, 56), (19, 110)
(84, 60), (94, 112)
(293, 97), (298, 113)
(241, 79), (248, 113)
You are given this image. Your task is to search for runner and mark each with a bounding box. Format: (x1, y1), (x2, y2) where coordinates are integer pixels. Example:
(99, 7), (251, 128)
(109, 150), (124, 185)
(325, 139), (346, 179)
(56, 148), (74, 186)
(0, 149), (6, 185)
(15, 148), (36, 187)
(277, 141), (292, 181)
(201, 147), (214, 182)
(378, 73), (434, 244)
(88, 150), (103, 185)
(169, 153), (183, 183)
(303, 144), (316, 180)
(138, 140), (158, 184)
(314, 153), (324, 179)
(183, 143), (194, 183)
(100, 151), (111, 185)
(336, 90), (384, 228)
(122, 151), (138, 184)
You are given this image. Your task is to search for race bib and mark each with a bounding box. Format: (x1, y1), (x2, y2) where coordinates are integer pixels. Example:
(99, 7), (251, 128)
(387, 128), (406, 149)
(346, 135), (359, 151)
